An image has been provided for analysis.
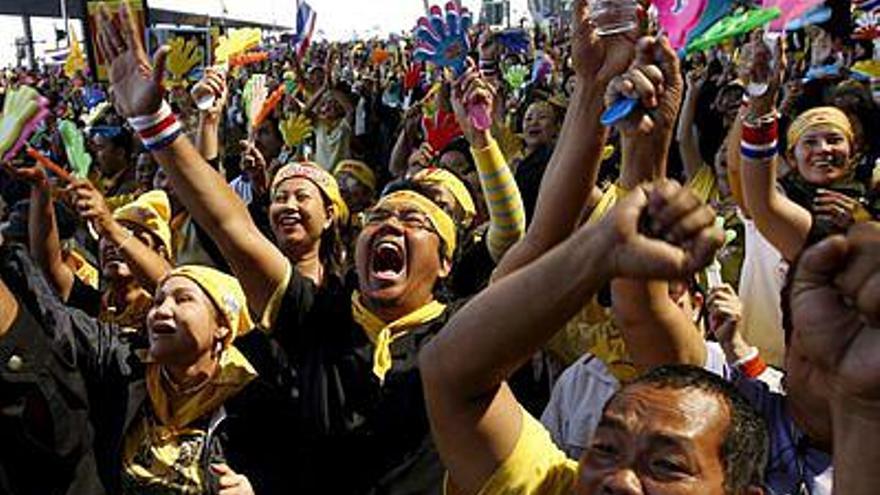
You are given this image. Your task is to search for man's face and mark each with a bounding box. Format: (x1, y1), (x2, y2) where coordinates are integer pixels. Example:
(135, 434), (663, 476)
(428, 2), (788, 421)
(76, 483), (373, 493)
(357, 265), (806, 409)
(576, 384), (730, 495)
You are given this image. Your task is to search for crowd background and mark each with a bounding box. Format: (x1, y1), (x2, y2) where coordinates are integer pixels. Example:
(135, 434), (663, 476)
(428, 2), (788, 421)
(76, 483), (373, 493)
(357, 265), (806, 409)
(0, 0), (879, 493)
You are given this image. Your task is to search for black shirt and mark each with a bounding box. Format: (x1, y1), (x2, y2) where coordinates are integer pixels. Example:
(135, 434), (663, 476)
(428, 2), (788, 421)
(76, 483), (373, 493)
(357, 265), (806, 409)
(0, 297), (104, 495)
(267, 268), (462, 494)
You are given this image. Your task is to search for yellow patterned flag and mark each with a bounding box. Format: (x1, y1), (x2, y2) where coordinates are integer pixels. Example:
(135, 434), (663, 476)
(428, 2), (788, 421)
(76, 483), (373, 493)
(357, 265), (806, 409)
(64, 33), (86, 78)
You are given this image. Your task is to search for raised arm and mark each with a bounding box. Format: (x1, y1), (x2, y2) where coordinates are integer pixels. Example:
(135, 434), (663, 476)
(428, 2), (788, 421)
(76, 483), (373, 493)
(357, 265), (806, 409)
(492, 0), (635, 280)
(192, 68), (228, 162)
(67, 180), (171, 293)
(603, 37), (707, 370)
(421, 179), (722, 494)
(792, 223), (880, 495)
(450, 65), (525, 262)
(739, 34), (811, 261)
(23, 167), (76, 300)
(96, 4), (288, 316)
(676, 67), (707, 180)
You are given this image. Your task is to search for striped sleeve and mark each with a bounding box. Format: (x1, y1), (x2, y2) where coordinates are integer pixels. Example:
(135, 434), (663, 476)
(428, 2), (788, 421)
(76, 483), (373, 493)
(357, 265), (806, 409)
(471, 138), (526, 262)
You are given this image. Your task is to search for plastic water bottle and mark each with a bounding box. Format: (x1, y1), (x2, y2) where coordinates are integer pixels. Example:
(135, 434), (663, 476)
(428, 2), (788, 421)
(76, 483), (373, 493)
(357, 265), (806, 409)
(590, 0), (639, 36)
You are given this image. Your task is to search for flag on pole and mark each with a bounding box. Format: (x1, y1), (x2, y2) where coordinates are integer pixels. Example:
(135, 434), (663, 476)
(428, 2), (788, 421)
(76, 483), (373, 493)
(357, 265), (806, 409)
(292, 0), (317, 59)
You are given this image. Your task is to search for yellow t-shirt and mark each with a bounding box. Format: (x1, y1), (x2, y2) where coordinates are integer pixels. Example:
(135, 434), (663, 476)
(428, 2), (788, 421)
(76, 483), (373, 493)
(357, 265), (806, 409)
(477, 410), (578, 495)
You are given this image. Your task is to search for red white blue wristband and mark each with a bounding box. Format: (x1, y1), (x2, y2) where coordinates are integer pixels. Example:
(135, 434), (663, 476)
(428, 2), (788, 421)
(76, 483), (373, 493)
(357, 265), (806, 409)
(741, 116), (778, 161)
(127, 100), (183, 151)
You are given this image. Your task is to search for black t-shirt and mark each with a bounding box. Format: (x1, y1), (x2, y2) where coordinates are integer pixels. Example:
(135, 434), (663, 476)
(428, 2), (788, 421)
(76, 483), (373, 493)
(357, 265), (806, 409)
(514, 145), (553, 226)
(267, 268), (462, 494)
(68, 276), (102, 317)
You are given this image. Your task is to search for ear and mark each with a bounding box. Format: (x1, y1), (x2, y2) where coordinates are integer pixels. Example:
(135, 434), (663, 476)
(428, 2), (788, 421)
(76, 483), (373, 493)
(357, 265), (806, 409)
(742, 485), (764, 495)
(214, 325), (231, 346)
(437, 256), (452, 279)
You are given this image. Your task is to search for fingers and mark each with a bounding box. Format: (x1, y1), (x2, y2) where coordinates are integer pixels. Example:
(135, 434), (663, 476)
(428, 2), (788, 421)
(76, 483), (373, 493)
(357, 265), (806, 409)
(152, 45), (171, 89)
(834, 223), (880, 323)
(794, 234), (850, 293)
(646, 181), (723, 270)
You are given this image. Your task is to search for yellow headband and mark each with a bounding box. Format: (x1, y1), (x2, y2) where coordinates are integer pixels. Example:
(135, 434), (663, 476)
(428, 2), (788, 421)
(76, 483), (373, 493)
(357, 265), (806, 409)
(376, 190), (457, 259)
(272, 162), (350, 224)
(163, 265), (254, 348)
(412, 167), (476, 227)
(113, 190), (173, 257)
(334, 159), (377, 191)
(787, 106), (854, 154)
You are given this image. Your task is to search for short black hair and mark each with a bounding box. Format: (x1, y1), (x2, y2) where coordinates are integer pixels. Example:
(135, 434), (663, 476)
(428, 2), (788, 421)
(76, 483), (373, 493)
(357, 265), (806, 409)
(625, 365), (769, 494)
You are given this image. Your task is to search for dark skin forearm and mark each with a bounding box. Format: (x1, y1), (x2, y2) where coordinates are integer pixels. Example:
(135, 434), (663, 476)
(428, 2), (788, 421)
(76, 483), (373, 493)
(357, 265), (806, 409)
(29, 185), (74, 300)
(422, 223), (614, 493)
(611, 279), (707, 372)
(101, 221), (171, 294)
(831, 402), (880, 495)
(151, 134), (288, 316)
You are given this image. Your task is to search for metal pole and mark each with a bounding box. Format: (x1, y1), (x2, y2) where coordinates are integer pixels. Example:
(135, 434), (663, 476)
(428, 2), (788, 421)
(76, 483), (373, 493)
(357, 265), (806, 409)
(22, 15), (36, 70)
(422, 0), (431, 15)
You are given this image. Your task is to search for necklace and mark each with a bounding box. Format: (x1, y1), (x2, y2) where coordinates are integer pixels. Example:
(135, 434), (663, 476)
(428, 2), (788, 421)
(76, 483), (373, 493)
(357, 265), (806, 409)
(160, 366), (213, 396)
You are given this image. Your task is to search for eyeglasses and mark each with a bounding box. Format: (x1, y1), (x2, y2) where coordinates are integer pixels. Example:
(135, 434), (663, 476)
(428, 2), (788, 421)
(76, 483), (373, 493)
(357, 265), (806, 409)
(363, 207), (436, 233)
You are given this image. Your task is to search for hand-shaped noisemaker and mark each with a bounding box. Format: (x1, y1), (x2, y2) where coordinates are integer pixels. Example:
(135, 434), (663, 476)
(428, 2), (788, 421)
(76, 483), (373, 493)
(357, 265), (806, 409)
(192, 28), (262, 110)
(0, 85), (50, 161)
(413, 3), (491, 131)
(58, 120), (92, 179)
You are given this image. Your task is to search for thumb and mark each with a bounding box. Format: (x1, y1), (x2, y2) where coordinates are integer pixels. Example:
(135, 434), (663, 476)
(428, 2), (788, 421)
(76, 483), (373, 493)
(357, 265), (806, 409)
(152, 45), (171, 89)
(210, 463), (233, 476)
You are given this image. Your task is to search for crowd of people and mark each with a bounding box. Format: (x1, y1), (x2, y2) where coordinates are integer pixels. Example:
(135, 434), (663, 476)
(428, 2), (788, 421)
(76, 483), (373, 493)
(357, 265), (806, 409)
(0, 0), (879, 493)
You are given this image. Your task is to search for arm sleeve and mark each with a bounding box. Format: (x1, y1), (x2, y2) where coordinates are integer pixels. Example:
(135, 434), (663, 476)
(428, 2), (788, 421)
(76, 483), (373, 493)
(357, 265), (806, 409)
(0, 245), (132, 383)
(471, 138), (526, 262)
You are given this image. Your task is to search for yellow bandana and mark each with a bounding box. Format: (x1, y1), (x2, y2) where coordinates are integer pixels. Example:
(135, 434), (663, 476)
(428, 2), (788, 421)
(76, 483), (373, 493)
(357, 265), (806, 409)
(272, 161), (350, 224)
(787, 106), (854, 154)
(351, 291), (446, 382)
(412, 167), (476, 227)
(334, 159), (377, 191)
(376, 190), (457, 259)
(163, 265), (254, 347)
(122, 346), (257, 493)
(113, 190), (173, 257)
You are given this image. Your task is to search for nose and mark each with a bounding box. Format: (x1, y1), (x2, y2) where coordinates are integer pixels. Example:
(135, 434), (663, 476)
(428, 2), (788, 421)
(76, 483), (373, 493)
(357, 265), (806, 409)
(599, 469), (642, 495)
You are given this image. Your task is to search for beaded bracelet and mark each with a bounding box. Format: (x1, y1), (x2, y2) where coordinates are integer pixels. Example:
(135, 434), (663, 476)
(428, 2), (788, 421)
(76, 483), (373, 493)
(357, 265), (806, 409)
(740, 113), (778, 161)
(127, 100), (183, 151)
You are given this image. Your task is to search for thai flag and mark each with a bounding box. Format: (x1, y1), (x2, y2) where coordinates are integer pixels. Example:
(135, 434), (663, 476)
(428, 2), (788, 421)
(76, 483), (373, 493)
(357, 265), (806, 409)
(292, 1), (317, 59)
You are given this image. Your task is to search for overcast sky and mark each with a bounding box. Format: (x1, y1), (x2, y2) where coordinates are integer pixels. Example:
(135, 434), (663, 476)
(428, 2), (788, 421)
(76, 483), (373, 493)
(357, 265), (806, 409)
(0, 0), (534, 67)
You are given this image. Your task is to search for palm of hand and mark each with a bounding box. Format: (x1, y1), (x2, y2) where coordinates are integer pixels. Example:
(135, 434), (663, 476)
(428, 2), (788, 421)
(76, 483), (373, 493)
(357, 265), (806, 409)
(413, 3), (473, 76)
(107, 50), (162, 117)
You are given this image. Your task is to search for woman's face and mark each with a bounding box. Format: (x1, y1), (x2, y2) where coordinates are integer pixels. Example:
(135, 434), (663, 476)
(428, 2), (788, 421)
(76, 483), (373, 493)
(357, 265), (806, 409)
(135, 153), (157, 190)
(522, 102), (558, 149)
(147, 276), (225, 366)
(337, 172), (374, 213)
(792, 125), (852, 186)
(269, 177), (332, 258)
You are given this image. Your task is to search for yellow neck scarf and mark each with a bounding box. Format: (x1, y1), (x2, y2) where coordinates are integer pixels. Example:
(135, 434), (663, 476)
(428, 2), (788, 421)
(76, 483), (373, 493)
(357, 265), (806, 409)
(122, 347), (256, 492)
(351, 292), (446, 382)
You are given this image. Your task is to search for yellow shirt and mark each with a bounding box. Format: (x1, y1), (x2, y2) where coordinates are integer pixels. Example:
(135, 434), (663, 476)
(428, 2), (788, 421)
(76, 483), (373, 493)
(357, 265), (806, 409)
(478, 409), (578, 495)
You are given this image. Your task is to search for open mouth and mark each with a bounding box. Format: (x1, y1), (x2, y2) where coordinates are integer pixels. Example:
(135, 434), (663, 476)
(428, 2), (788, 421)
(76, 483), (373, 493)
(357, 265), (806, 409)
(150, 321), (176, 336)
(370, 238), (407, 281)
(275, 211), (303, 229)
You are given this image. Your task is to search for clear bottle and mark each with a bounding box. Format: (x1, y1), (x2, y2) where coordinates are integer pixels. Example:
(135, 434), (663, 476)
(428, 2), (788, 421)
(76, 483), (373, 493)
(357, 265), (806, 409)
(590, 0), (639, 36)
